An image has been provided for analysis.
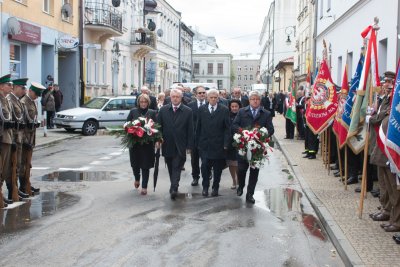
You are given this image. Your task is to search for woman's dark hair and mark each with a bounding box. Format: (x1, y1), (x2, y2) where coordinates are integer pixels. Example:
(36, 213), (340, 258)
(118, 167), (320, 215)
(228, 99), (242, 112)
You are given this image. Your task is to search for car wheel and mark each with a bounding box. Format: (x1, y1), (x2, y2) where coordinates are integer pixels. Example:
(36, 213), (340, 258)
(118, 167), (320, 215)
(65, 128), (76, 133)
(82, 120), (98, 136)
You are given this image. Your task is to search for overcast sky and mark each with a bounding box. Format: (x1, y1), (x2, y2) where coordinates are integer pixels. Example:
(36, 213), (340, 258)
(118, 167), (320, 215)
(167, 0), (272, 56)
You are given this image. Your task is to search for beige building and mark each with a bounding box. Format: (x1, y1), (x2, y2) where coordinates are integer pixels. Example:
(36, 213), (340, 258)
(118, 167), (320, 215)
(232, 54), (260, 91)
(1, 0), (80, 110)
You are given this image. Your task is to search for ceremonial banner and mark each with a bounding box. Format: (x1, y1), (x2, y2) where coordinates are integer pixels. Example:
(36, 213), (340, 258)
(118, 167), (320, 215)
(347, 25), (380, 154)
(385, 66), (400, 174)
(285, 78), (297, 124)
(333, 64), (349, 148)
(306, 59), (338, 134)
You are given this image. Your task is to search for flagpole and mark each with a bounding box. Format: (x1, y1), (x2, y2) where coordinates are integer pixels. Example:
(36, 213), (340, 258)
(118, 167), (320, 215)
(336, 139), (344, 183)
(328, 128), (331, 174)
(344, 145), (348, 190)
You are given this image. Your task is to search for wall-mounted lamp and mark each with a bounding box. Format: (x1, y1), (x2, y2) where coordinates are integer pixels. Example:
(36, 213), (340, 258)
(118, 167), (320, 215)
(285, 26), (296, 46)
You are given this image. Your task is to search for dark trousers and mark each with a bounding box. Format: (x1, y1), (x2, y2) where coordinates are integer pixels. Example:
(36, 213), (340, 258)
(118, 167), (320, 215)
(296, 112), (305, 138)
(238, 159), (259, 197)
(191, 147), (200, 179)
(165, 155), (186, 192)
(132, 166), (149, 189)
(305, 127), (319, 154)
(285, 118), (294, 138)
(46, 111), (55, 128)
(200, 156), (225, 191)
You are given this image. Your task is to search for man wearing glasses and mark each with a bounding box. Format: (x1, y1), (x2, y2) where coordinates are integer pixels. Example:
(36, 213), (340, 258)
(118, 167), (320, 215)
(187, 86), (207, 186)
(233, 91), (274, 204)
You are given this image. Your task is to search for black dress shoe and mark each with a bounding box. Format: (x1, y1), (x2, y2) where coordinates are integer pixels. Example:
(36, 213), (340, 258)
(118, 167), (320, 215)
(393, 233), (400, 240)
(3, 198), (13, 205)
(202, 189), (208, 197)
(355, 187), (361, 193)
(211, 189), (218, 197)
(191, 178), (199, 186)
(31, 186), (40, 193)
(330, 166), (339, 171)
(395, 236), (400, 244)
(170, 190), (177, 200)
(372, 213), (390, 221)
(334, 172), (341, 177)
(371, 191), (380, 198)
(18, 190), (29, 199)
(346, 176), (358, 185)
(307, 154), (316, 159)
(246, 195), (255, 204)
(237, 187), (243, 196)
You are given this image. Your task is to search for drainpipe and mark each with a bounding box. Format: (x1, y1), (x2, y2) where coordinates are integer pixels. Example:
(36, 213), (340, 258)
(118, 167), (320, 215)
(79, 0), (84, 106)
(313, 0), (318, 72)
(178, 20), (181, 82)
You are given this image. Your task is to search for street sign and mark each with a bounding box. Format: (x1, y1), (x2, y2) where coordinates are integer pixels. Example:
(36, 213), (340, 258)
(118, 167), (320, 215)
(146, 61), (156, 84)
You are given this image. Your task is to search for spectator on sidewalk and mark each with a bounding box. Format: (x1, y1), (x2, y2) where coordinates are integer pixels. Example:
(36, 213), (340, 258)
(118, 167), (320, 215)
(42, 85), (56, 129)
(296, 87), (305, 140)
(283, 92), (294, 139)
(53, 84), (63, 112)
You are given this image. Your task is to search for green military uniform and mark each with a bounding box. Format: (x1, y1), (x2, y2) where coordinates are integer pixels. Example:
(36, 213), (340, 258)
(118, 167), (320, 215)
(20, 82), (45, 195)
(0, 74), (15, 203)
(8, 78), (28, 199)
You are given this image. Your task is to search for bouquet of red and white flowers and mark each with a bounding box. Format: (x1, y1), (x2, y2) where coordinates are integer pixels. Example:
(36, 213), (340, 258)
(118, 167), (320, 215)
(108, 117), (162, 148)
(233, 127), (272, 168)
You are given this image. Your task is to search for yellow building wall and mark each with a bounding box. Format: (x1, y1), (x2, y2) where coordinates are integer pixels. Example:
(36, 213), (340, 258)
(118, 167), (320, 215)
(2, 0), (79, 37)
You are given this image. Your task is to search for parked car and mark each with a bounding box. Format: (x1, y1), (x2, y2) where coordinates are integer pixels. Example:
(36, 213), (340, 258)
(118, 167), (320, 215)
(54, 96), (137, 135)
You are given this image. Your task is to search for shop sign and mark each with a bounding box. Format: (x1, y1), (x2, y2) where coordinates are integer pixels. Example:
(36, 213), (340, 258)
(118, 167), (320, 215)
(8, 20), (41, 45)
(58, 35), (79, 49)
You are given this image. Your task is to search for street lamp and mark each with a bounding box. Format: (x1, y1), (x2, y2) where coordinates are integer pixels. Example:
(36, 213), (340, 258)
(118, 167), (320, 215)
(285, 26), (296, 46)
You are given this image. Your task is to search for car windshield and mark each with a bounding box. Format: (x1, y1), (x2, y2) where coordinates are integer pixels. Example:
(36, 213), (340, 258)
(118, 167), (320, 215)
(82, 98), (109, 109)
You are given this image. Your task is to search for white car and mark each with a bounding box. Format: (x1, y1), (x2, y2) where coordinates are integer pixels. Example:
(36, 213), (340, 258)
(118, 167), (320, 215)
(54, 96), (137, 135)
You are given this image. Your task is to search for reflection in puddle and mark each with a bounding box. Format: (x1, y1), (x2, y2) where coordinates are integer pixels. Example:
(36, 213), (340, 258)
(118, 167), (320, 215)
(255, 188), (326, 240)
(0, 192), (80, 236)
(41, 171), (118, 182)
(175, 193), (203, 200)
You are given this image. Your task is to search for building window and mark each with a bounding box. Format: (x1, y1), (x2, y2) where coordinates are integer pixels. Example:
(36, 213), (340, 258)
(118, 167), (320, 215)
(43, 0), (53, 15)
(244, 65), (248, 71)
(207, 79), (213, 83)
(244, 85), (247, 90)
(62, 0), (72, 22)
(244, 75), (247, 80)
(238, 75), (241, 81)
(207, 63), (213, 74)
(237, 66), (241, 71)
(194, 63), (199, 74)
(9, 44), (21, 79)
(379, 38), (388, 74)
(337, 56), (342, 85)
(217, 63), (223, 75)
(250, 66), (253, 71)
(250, 75), (253, 80)
(86, 49), (91, 84)
(94, 50), (98, 84)
(102, 50), (106, 84)
(217, 80), (223, 89)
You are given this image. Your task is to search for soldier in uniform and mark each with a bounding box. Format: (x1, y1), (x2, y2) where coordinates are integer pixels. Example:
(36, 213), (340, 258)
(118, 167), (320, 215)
(8, 78), (30, 199)
(0, 74), (16, 206)
(20, 82), (45, 196)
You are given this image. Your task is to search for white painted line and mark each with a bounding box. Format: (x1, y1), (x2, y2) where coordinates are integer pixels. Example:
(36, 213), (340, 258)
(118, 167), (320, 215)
(90, 161), (103, 165)
(58, 166), (92, 171)
(109, 152), (122, 156)
(32, 167), (51, 170)
(99, 156), (111, 160)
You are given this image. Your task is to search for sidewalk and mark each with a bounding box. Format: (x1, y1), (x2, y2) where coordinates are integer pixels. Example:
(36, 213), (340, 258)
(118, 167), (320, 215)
(273, 115), (399, 267)
(34, 128), (80, 149)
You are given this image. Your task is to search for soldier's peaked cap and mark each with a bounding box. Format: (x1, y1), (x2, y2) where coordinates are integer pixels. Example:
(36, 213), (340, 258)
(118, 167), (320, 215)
(12, 78), (28, 86)
(0, 74), (12, 84)
(30, 82), (46, 96)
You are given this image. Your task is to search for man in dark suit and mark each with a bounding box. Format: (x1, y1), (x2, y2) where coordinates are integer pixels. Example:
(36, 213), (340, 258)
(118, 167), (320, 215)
(231, 87), (249, 107)
(262, 92), (276, 117)
(157, 89), (194, 200)
(296, 87), (305, 139)
(137, 86), (157, 110)
(233, 91), (274, 204)
(196, 89), (230, 197)
(187, 86), (207, 186)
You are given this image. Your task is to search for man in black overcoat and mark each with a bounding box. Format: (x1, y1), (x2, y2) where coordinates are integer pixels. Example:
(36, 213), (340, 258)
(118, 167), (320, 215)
(230, 87), (249, 107)
(157, 89), (194, 199)
(187, 86), (207, 186)
(233, 91), (274, 204)
(196, 89), (230, 197)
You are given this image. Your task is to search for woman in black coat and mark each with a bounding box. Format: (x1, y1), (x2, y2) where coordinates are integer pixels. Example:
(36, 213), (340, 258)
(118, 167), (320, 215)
(226, 99), (242, 189)
(127, 94), (157, 195)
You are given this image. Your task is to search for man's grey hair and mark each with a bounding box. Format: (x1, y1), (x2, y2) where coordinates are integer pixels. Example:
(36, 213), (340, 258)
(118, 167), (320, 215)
(170, 88), (183, 96)
(248, 90), (261, 99)
(207, 89), (219, 96)
(141, 85), (149, 92)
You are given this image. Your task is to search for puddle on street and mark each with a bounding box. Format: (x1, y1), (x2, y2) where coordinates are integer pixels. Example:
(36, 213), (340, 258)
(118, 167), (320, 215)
(0, 192), (80, 236)
(255, 187), (326, 240)
(41, 171), (118, 182)
(175, 193), (203, 200)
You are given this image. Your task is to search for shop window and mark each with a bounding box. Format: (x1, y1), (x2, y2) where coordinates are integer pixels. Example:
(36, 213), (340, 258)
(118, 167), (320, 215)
(10, 44), (21, 79)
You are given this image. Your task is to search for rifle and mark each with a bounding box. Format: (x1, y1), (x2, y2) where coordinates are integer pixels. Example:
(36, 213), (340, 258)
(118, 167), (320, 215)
(23, 144), (33, 196)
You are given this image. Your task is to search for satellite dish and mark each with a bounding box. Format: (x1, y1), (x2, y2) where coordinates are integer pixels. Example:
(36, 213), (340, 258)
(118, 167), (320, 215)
(61, 3), (72, 18)
(112, 0), (121, 7)
(7, 17), (21, 35)
(148, 20), (156, 31)
(157, 29), (163, 37)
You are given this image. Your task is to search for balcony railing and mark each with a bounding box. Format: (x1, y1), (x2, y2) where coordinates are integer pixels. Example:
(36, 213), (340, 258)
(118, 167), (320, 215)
(130, 30), (156, 49)
(85, 1), (123, 34)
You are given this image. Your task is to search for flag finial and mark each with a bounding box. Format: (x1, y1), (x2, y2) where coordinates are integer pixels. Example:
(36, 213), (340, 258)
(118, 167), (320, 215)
(373, 17), (380, 31)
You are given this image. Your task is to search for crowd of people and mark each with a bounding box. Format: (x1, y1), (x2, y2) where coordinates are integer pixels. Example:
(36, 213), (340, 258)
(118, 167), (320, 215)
(0, 74), (45, 208)
(128, 84), (274, 204)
